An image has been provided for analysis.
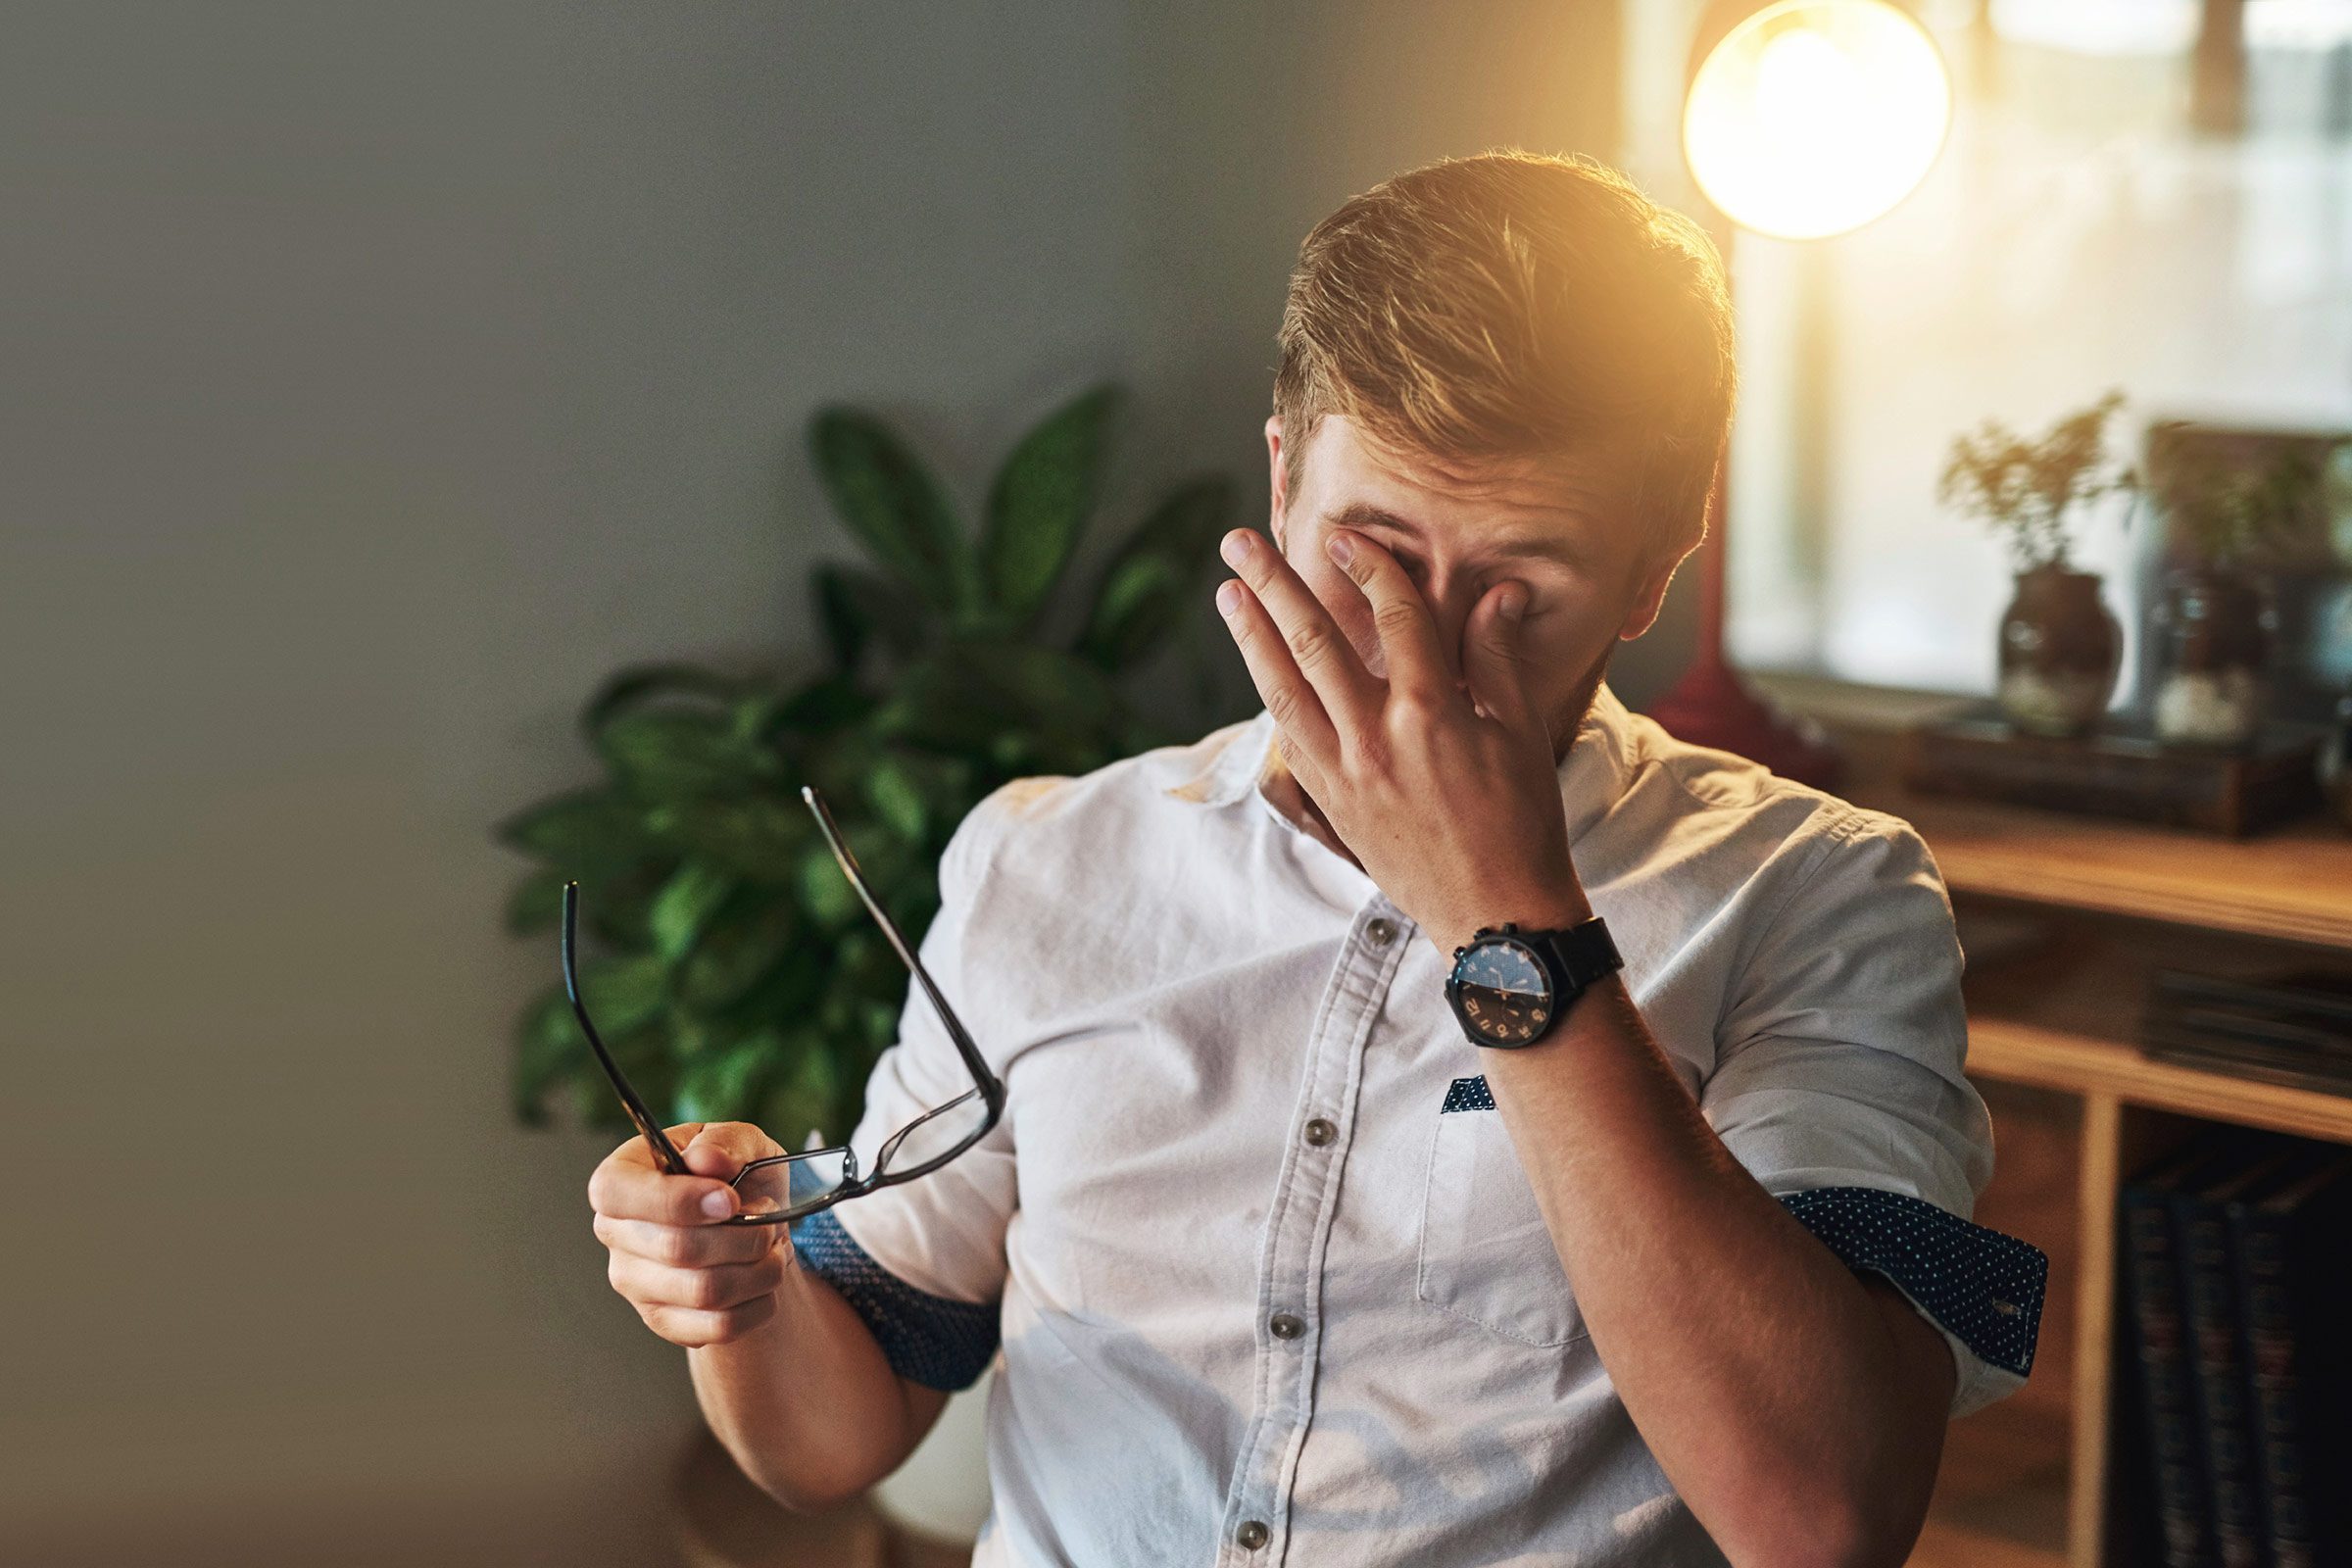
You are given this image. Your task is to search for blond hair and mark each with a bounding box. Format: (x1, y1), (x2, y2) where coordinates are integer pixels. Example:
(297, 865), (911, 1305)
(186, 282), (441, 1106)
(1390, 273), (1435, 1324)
(1272, 149), (1736, 563)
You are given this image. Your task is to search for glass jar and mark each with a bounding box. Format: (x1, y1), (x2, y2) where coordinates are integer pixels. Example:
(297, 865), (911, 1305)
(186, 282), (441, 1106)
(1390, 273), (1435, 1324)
(2147, 564), (2275, 751)
(2318, 693), (2352, 832)
(1996, 565), (2122, 738)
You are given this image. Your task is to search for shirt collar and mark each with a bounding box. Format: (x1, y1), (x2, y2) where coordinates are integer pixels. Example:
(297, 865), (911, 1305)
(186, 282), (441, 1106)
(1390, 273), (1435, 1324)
(1159, 679), (1641, 850)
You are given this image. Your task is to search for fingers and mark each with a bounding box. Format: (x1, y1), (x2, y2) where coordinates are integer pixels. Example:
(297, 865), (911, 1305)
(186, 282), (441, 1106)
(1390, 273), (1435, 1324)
(1460, 580), (1537, 732)
(638, 1294), (781, 1348)
(1216, 527), (1376, 753)
(680, 1121), (783, 1181)
(1320, 527), (1452, 707)
(595, 1211), (779, 1269)
(588, 1114), (780, 1222)
(608, 1247), (787, 1318)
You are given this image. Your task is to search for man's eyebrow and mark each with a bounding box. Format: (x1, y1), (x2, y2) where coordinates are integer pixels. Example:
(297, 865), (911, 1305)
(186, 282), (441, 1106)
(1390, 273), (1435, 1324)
(1324, 500), (1591, 568)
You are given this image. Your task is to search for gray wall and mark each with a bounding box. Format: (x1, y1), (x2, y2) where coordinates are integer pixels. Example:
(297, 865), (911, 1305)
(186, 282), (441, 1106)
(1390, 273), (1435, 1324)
(3, 3), (1665, 1561)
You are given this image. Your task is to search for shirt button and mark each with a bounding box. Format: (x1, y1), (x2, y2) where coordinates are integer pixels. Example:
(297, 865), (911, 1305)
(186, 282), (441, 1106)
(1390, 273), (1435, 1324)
(1303, 1117), (1338, 1147)
(1269, 1312), (1305, 1341)
(1365, 916), (1398, 947)
(1236, 1520), (1271, 1549)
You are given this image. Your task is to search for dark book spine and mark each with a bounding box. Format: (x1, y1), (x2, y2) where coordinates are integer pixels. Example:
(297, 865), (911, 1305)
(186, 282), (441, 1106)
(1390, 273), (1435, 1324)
(2124, 1179), (2215, 1568)
(2232, 1199), (2320, 1568)
(2178, 1192), (2265, 1568)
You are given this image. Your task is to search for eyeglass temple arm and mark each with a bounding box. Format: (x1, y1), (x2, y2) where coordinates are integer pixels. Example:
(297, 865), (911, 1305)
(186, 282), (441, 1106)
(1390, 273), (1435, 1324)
(562, 881), (691, 1176)
(801, 785), (1005, 1116)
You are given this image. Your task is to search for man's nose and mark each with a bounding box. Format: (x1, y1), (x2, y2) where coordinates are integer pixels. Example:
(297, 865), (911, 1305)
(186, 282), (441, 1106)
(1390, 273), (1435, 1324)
(1401, 567), (1476, 688)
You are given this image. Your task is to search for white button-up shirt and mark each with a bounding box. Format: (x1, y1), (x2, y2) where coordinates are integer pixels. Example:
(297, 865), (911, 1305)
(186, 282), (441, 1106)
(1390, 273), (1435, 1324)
(791, 679), (2048, 1567)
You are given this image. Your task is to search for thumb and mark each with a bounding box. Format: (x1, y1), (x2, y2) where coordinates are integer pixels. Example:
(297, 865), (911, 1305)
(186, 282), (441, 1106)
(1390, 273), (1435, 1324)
(1463, 580), (1534, 728)
(679, 1121), (771, 1181)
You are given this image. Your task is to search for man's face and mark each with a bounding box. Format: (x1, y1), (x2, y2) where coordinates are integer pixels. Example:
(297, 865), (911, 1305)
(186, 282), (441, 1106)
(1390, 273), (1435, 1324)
(1265, 413), (1689, 760)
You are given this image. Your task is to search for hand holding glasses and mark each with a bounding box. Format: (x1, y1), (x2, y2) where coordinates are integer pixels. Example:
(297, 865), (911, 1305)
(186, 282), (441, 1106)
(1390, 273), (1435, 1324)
(563, 783), (1004, 1227)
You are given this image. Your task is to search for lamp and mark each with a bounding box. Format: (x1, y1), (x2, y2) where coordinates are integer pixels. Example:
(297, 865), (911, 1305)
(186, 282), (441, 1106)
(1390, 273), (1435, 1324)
(1642, 0), (1953, 788)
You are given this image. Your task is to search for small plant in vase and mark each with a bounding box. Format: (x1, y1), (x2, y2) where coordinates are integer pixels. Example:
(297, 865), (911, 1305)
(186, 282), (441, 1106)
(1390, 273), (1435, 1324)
(1938, 389), (2139, 738)
(2141, 428), (2316, 749)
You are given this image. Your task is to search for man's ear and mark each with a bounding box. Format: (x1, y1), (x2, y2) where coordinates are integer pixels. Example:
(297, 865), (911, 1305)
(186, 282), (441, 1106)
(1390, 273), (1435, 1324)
(1263, 414), (1287, 554)
(1616, 529), (1699, 643)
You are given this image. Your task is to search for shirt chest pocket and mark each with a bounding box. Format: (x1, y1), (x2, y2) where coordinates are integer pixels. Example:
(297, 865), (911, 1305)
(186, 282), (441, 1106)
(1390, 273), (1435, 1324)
(1414, 1076), (1591, 1348)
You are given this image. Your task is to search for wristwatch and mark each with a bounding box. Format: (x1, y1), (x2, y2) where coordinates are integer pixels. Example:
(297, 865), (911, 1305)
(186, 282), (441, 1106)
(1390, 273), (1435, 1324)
(1445, 916), (1622, 1049)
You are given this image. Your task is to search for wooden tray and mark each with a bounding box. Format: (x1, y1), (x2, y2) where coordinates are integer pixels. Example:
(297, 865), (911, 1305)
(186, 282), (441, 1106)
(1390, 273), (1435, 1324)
(1898, 703), (2324, 837)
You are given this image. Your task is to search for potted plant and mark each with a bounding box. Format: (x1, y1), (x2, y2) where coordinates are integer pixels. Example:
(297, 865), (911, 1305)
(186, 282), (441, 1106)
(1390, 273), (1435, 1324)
(2140, 428), (2317, 750)
(1938, 389), (2140, 738)
(496, 381), (1241, 1547)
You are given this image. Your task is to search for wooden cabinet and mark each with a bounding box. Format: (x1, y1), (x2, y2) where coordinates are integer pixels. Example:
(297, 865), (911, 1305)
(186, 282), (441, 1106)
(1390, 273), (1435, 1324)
(1832, 735), (2352, 1568)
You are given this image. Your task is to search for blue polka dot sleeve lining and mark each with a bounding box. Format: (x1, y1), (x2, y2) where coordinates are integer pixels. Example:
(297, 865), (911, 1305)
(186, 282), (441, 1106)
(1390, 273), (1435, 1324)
(1777, 1185), (2048, 1380)
(791, 1207), (1001, 1393)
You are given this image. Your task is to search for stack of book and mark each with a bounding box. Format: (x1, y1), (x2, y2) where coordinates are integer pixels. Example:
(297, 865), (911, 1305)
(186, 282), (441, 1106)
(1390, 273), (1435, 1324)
(2120, 1128), (2352, 1567)
(2139, 969), (2352, 1097)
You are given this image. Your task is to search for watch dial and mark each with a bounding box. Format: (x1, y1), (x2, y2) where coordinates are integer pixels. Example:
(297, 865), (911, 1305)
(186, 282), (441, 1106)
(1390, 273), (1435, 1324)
(1455, 939), (1554, 1045)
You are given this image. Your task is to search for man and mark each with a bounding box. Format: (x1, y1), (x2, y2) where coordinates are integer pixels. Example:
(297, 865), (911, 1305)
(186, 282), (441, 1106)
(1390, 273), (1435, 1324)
(587, 150), (2047, 1567)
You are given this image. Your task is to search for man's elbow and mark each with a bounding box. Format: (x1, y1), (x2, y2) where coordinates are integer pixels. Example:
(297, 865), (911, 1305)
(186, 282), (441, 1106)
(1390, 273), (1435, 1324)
(1718, 1404), (1941, 1568)
(1724, 1485), (1923, 1568)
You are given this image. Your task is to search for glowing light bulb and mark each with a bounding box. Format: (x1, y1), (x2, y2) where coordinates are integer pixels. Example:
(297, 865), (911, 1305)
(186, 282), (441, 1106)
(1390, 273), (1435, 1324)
(1684, 0), (1952, 240)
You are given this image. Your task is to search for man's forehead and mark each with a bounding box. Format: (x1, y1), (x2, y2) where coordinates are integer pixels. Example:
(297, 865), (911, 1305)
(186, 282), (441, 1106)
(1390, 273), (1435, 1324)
(1300, 414), (1624, 544)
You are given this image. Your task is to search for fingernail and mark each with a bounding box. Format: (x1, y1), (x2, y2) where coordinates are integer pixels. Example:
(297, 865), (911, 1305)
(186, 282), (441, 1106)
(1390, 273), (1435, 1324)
(1215, 579), (1242, 617)
(703, 1189), (735, 1219)
(1219, 531), (1251, 566)
(1324, 530), (1354, 567)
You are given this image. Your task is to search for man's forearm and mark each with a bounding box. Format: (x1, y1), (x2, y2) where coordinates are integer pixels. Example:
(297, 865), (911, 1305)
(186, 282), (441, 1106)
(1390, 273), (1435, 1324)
(686, 1250), (948, 1510)
(1459, 904), (1951, 1568)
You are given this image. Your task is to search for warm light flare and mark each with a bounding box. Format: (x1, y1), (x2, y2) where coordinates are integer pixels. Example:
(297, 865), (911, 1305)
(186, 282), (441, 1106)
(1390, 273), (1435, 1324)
(1684, 0), (1952, 240)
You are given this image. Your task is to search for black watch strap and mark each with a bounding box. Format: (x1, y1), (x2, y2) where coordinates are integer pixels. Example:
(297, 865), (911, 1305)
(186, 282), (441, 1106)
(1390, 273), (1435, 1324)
(1537, 916), (1622, 996)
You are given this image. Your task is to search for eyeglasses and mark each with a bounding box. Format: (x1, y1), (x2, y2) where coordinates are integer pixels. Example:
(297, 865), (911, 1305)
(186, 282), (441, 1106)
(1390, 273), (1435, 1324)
(561, 783), (1005, 1228)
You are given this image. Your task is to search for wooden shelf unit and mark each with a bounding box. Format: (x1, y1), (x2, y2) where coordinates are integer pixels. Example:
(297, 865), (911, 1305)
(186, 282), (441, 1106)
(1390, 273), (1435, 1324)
(1826, 729), (2352, 1568)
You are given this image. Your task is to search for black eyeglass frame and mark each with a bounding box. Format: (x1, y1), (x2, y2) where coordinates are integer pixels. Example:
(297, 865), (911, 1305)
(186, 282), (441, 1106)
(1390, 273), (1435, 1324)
(561, 783), (1005, 1228)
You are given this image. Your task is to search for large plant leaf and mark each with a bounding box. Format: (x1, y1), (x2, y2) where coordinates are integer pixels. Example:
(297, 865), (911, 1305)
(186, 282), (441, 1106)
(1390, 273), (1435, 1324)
(868, 658), (1020, 753)
(1075, 475), (1236, 671)
(865, 643), (1125, 757)
(793, 817), (914, 935)
(511, 951), (671, 1125)
(514, 985), (586, 1125)
(865, 756), (928, 843)
(504, 868), (570, 935)
(597, 710), (775, 801)
(770, 672), (878, 738)
(960, 642), (1124, 734)
(808, 406), (982, 624)
(652, 794), (812, 883)
(758, 1030), (848, 1149)
(649, 860), (737, 963)
(812, 564), (926, 675)
(979, 384), (1123, 631)
(674, 1028), (785, 1126)
(496, 789), (662, 878)
(581, 662), (746, 739)
(575, 953), (669, 1035)
(679, 890), (801, 1012)
(715, 941), (829, 1034)
(861, 750), (974, 848)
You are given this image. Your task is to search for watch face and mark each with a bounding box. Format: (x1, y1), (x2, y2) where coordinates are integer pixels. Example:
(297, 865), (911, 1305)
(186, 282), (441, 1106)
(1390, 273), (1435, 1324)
(1453, 937), (1554, 1045)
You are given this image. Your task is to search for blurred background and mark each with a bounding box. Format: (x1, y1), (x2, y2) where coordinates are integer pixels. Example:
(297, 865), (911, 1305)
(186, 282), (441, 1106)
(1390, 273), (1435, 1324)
(7, 2), (2349, 1565)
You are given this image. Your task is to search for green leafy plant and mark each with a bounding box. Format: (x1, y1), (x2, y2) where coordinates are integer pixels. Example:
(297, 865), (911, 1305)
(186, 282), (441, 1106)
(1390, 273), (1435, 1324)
(2143, 425), (2326, 571)
(1937, 389), (2140, 573)
(497, 383), (1240, 1146)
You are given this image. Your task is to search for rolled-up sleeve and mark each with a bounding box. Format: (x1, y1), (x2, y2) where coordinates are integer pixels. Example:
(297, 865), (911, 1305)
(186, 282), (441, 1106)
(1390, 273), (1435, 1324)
(1700, 806), (2049, 1420)
(789, 785), (1021, 1393)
